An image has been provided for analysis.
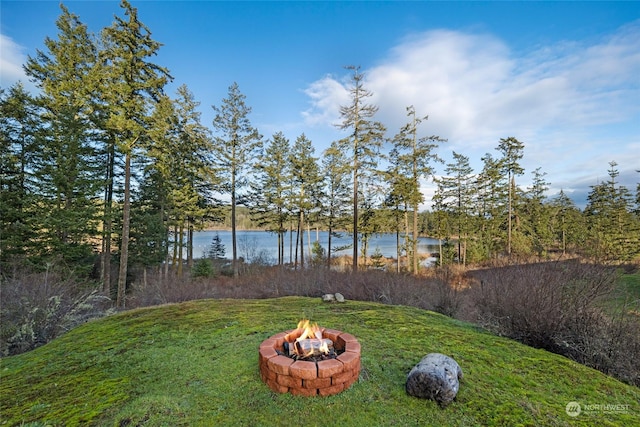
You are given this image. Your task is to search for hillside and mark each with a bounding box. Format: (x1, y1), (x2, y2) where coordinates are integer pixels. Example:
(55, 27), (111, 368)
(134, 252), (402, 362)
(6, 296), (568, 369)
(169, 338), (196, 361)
(1, 297), (638, 426)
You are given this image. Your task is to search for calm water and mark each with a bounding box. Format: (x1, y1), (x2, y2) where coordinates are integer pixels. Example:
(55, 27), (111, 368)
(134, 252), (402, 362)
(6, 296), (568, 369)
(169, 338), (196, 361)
(190, 230), (440, 263)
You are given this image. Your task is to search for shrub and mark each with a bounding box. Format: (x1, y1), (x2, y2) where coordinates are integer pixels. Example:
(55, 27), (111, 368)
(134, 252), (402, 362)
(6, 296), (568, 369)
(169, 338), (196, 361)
(0, 261), (112, 356)
(191, 258), (215, 278)
(468, 260), (639, 386)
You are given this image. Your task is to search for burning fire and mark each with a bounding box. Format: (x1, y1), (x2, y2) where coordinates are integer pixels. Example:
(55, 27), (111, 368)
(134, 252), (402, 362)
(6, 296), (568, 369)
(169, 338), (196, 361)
(296, 319), (323, 341)
(288, 319), (334, 359)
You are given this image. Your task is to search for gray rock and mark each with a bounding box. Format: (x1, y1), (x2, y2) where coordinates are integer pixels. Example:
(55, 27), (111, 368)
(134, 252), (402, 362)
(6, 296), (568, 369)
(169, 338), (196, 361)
(406, 353), (463, 407)
(321, 293), (335, 302)
(334, 292), (345, 302)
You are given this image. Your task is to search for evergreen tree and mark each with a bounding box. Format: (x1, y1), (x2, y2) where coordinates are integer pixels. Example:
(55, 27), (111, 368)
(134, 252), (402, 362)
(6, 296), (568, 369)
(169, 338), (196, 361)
(434, 151), (474, 265)
(289, 134), (321, 269)
(211, 82), (262, 277)
(100, 0), (172, 306)
(522, 167), (553, 256)
(207, 233), (226, 259)
(384, 146), (413, 271)
(474, 153), (507, 259)
(390, 106), (445, 273)
(496, 137), (525, 256)
(550, 189), (583, 256)
(23, 5), (103, 272)
(320, 141), (352, 268)
(584, 162), (638, 261)
(0, 84), (41, 267)
(249, 132), (291, 265)
(144, 86), (213, 276)
(173, 85), (215, 268)
(337, 66), (385, 271)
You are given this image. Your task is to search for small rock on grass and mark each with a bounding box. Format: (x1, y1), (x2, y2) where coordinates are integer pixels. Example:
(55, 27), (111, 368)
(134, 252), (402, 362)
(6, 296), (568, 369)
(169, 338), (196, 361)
(321, 293), (345, 302)
(406, 353), (463, 407)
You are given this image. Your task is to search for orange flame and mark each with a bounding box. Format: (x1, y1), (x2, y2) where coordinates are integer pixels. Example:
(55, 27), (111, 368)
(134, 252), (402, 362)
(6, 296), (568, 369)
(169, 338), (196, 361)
(296, 319), (323, 341)
(291, 319), (333, 358)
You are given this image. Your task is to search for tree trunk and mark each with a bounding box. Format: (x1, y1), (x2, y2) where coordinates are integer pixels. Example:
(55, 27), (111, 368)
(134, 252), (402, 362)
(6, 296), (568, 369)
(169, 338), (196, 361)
(396, 216), (401, 273)
(177, 222), (184, 276)
(353, 164), (358, 272)
(187, 219), (194, 268)
(413, 206), (419, 274)
(507, 174), (513, 256)
(293, 216), (300, 269)
(327, 225), (333, 270)
(116, 152), (131, 308)
(172, 224), (178, 273)
(299, 210), (305, 269)
(231, 174), (238, 277)
(101, 141), (115, 295)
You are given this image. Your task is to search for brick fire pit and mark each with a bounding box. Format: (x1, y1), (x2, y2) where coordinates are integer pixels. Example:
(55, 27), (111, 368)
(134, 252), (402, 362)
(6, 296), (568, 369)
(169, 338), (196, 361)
(259, 327), (361, 396)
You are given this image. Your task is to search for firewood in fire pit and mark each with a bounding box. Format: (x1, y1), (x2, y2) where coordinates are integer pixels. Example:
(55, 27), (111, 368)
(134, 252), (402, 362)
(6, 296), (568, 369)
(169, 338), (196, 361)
(406, 353), (463, 407)
(287, 338), (334, 358)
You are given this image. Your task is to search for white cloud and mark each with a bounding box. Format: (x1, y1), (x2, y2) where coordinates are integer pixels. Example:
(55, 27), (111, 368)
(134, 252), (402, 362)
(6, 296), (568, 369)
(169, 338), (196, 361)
(303, 22), (640, 149)
(302, 22), (640, 207)
(302, 74), (349, 127)
(0, 33), (29, 88)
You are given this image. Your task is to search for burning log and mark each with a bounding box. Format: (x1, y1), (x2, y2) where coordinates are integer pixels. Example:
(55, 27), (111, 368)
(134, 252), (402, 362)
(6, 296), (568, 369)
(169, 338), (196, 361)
(289, 338), (334, 358)
(282, 319), (337, 360)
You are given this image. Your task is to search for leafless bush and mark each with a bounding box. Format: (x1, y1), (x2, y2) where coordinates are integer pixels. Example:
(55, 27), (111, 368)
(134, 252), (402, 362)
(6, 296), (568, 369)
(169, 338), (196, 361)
(128, 264), (460, 314)
(468, 260), (639, 386)
(0, 261), (112, 356)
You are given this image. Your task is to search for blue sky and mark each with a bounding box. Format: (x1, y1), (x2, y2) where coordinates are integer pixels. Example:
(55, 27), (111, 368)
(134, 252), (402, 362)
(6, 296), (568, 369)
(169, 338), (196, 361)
(2, 1), (639, 208)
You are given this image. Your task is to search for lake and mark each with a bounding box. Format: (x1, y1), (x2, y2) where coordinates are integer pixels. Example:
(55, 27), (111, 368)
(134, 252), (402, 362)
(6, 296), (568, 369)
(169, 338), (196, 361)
(190, 230), (440, 263)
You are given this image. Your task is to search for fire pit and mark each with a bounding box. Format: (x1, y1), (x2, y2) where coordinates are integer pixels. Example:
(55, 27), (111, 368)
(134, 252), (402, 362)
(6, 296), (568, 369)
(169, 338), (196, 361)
(259, 320), (361, 396)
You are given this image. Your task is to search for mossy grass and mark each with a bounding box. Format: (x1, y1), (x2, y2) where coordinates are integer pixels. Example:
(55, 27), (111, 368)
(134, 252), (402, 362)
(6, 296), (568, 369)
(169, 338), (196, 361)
(1, 297), (638, 426)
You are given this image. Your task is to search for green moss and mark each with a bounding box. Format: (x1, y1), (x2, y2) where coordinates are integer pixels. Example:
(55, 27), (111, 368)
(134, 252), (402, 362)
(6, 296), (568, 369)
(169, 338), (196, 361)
(1, 297), (638, 426)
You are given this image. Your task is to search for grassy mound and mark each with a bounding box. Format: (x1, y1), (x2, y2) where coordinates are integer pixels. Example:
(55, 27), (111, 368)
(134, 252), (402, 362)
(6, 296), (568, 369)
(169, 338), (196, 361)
(1, 297), (638, 426)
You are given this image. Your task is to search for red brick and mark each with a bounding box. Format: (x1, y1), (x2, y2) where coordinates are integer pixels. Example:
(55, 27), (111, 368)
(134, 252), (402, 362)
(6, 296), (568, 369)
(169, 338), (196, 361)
(259, 339), (277, 349)
(318, 383), (344, 396)
(345, 340), (361, 353)
(332, 369), (357, 385)
(267, 355), (294, 375)
(290, 386), (318, 397)
(266, 378), (289, 393)
(259, 346), (278, 364)
(338, 332), (358, 343)
(303, 377), (332, 389)
(270, 332), (289, 349)
(277, 374), (302, 388)
(271, 331), (289, 340)
(261, 366), (277, 381)
(323, 328), (342, 342)
(289, 360), (317, 380)
(337, 351), (359, 371)
(343, 374), (358, 389)
(317, 359), (343, 378)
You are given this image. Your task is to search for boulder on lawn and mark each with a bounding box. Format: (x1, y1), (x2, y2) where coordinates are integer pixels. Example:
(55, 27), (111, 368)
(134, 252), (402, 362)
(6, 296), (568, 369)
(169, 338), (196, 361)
(406, 353), (463, 407)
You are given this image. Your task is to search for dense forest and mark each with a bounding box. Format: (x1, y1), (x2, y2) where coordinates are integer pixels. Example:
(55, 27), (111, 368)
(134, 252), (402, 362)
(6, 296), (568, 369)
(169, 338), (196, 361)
(2, 1), (640, 305)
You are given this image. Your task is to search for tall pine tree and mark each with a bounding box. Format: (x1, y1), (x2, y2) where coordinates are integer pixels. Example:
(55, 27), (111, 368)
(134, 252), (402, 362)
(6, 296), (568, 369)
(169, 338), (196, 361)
(337, 66), (385, 271)
(100, 0), (171, 306)
(249, 131), (291, 265)
(390, 106), (444, 272)
(211, 82), (262, 277)
(23, 5), (103, 272)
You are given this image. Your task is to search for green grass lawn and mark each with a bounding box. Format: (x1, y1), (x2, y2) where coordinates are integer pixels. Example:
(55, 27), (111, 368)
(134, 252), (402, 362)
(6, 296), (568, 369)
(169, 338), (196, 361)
(1, 297), (638, 426)
(607, 270), (640, 313)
